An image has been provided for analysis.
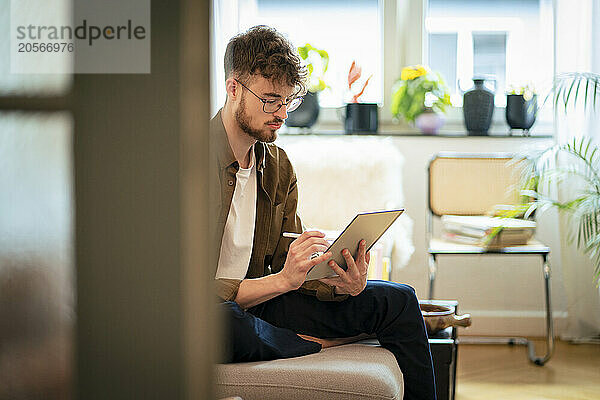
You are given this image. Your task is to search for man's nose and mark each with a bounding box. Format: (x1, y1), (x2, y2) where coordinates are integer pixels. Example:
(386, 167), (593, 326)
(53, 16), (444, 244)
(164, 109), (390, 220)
(273, 104), (288, 120)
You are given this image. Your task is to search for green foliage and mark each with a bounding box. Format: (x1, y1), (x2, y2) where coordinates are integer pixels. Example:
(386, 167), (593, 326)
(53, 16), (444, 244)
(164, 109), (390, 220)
(297, 43), (329, 93)
(540, 72), (600, 114)
(390, 69), (452, 123)
(519, 72), (600, 285)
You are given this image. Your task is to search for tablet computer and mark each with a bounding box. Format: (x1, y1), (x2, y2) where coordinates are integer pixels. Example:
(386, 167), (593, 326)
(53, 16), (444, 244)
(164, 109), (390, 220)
(305, 209), (404, 281)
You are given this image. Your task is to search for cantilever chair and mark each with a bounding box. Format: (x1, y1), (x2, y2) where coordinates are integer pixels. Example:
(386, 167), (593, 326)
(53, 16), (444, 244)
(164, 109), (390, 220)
(427, 153), (554, 366)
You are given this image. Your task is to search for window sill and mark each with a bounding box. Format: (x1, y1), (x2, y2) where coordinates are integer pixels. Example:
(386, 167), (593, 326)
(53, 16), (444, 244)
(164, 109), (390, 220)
(286, 105), (555, 138)
(279, 129), (552, 139)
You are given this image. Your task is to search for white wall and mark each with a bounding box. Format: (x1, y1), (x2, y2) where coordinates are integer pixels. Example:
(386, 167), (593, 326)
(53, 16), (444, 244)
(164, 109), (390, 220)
(279, 133), (567, 337)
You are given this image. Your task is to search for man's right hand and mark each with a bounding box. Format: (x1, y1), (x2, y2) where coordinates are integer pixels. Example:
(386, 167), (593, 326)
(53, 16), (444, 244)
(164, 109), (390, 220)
(278, 231), (332, 291)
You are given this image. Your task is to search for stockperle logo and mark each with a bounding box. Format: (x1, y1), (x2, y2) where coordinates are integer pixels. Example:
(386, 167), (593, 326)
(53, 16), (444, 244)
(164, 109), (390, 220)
(10, 0), (150, 74)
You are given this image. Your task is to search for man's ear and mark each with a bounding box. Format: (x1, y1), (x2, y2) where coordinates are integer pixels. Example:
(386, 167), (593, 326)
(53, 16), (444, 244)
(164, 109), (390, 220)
(225, 78), (238, 100)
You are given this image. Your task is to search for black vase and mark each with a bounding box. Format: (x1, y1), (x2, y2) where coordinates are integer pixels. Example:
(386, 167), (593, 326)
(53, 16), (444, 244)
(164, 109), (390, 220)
(463, 78), (495, 135)
(285, 91), (319, 128)
(344, 103), (378, 133)
(506, 94), (537, 131)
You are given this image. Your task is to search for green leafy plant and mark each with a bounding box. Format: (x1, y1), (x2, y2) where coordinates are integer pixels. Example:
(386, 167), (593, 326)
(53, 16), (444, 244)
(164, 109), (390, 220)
(543, 72), (600, 113)
(390, 65), (452, 123)
(297, 43), (329, 93)
(519, 72), (600, 285)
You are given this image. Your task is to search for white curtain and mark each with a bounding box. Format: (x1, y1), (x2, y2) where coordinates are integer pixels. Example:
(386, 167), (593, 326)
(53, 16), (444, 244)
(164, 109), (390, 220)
(554, 0), (600, 341)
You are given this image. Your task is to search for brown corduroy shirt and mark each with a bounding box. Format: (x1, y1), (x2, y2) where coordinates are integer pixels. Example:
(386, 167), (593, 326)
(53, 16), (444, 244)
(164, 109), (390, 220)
(211, 110), (347, 302)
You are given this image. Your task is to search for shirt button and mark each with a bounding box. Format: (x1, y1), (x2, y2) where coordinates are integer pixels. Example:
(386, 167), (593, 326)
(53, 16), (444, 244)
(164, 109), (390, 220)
(228, 180), (234, 186)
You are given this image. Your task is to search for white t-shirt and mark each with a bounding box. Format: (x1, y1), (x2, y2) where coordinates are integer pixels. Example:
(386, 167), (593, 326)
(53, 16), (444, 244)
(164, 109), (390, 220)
(215, 147), (257, 280)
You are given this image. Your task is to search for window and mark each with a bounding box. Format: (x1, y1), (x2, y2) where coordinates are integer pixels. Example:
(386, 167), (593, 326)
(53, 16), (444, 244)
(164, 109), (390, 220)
(211, 0), (554, 129)
(211, 0), (382, 110)
(428, 33), (458, 94)
(472, 32), (507, 95)
(426, 0), (554, 107)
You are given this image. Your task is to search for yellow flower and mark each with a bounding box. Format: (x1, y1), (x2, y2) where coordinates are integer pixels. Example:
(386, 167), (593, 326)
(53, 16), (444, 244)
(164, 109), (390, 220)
(401, 65), (428, 80)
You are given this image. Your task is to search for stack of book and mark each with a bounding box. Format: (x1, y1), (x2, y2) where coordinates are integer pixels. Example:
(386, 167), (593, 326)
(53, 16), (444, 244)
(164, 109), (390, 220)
(441, 215), (536, 248)
(367, 242), (391, 281)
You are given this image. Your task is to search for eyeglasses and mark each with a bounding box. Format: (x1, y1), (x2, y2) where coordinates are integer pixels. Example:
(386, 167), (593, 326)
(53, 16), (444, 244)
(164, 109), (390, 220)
(234, 79), (303, 114)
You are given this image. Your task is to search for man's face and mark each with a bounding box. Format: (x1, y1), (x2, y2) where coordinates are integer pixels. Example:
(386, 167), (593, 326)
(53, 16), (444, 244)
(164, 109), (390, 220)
(234, 75), (296, 143)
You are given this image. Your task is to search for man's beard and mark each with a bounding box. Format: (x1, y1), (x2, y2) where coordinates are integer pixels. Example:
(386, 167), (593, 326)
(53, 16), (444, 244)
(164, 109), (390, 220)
(235, 94), (282, 143)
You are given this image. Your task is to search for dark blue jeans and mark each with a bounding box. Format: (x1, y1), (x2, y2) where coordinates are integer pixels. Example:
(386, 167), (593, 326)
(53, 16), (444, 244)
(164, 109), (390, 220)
(221, 280), (436, 400)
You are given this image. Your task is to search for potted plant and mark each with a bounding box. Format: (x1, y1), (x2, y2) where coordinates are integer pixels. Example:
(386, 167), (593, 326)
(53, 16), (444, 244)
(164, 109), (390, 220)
(344, 60), (377, 133)
(391, 65), (452, 134)
(518, 72), (600, 285)
(506, 84), (537, 133)
(285, 43), (329, 128)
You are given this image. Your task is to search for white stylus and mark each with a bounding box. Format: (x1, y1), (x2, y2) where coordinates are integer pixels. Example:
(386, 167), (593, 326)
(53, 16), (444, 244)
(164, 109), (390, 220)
(282, 232), (337, 240)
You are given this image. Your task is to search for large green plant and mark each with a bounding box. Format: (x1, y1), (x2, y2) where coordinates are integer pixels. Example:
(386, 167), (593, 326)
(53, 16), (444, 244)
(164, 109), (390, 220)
(519, 72), (600, 285)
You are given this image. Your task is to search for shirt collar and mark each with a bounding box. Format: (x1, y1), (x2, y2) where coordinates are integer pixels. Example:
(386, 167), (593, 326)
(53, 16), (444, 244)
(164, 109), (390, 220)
(242, 144), (256, 170)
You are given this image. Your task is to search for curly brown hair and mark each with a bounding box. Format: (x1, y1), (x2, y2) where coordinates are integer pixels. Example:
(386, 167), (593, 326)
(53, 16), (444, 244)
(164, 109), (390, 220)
(224, 26), (307, 95)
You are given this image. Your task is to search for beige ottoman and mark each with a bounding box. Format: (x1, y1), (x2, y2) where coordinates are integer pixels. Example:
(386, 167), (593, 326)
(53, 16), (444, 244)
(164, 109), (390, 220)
(215, 342), (403, 400)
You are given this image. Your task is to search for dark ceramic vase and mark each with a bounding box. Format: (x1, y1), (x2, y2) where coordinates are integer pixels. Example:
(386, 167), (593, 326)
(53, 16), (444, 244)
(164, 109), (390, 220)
(285, 91), (319, 128)
(506, 94), (537, 131)
(463, 78), (495, 135)
(344, 103), (378, 133)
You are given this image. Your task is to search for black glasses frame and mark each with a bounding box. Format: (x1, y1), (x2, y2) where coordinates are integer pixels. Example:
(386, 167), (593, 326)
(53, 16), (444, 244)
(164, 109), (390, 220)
(234, 78), (303, 114)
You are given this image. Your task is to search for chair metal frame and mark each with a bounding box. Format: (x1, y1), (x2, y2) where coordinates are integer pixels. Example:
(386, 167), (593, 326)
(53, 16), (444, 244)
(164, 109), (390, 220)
(426, 152), (554, 366)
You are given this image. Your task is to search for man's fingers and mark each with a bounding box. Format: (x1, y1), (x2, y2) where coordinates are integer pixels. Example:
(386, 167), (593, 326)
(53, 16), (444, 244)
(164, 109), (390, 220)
(304, 244), (329, 259)
(341, 248), (360, 280)
(289, 235), (329, 261)
(295, 230), (325, 244)
(308, 251), (333, 267)
(327, 259), (347, 278)
(356, 240), (368, 275)
(303, 230), (326, 236)
(295, 236), (330, 254)
(357, 239), (366, 264)
(289, 230), (325, 250)
(294, 253), (329, 276)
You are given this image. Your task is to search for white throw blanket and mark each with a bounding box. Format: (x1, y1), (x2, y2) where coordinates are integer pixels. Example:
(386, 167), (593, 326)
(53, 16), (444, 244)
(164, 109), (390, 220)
(278, 136), (414, 273)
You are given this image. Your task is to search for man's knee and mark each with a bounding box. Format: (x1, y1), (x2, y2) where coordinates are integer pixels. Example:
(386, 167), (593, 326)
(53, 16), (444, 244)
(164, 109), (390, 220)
(368, 281), (417, 301)
(219, 301), (271, 361)
(386, 282), (419, 308)
(392, 282), (417, 299)
(221, 301), (259, 333)
(357, 282), (425, 336)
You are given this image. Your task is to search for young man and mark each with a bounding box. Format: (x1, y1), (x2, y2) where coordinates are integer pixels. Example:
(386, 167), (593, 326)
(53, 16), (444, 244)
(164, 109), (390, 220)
(211, 26), (436, 400)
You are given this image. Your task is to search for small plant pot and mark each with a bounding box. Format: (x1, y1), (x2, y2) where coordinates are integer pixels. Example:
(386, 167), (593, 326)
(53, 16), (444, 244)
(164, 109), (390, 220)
(286, 91), (320, 128)
(506, 94), (537, 131)
(344, 103), (378, 133)
(415, 110), (445, 135)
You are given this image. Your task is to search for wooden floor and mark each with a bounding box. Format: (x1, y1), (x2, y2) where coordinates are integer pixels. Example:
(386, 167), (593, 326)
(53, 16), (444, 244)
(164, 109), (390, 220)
(455, 340), (600, 400)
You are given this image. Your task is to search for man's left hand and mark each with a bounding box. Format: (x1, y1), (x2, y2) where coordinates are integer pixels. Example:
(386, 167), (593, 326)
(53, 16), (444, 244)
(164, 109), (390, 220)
(319, 240), (370, 296)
